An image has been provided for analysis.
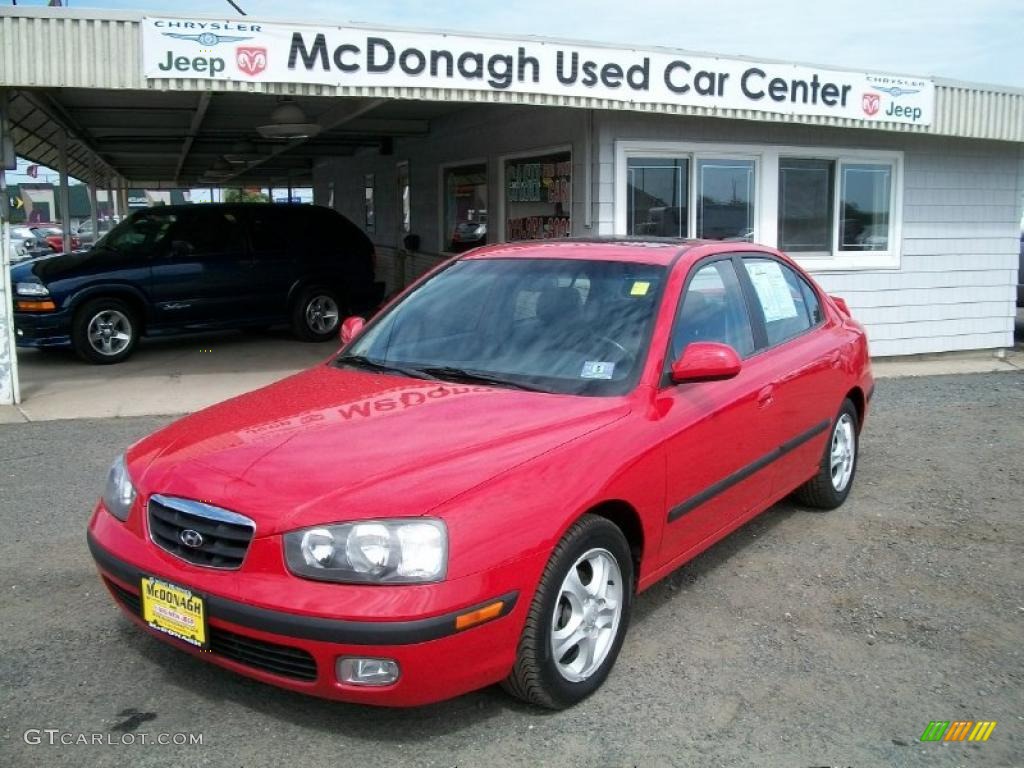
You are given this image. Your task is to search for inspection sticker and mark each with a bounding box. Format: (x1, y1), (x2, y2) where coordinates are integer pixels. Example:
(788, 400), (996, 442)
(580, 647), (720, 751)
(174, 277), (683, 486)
(629, 280), (651, 296)
(581, 361), (615, 379)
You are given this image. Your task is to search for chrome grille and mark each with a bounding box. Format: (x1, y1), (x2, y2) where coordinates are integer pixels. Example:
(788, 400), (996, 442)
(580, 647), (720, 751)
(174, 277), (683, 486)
(147, 494), (254, 569)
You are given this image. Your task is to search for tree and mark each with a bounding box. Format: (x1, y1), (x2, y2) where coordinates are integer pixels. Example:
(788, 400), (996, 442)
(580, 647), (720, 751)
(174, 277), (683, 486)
(223, 188), (269, 203)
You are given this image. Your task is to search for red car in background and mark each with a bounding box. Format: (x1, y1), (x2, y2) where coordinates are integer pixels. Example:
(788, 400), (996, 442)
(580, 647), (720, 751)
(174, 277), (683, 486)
(87, 239), (873, 709)
(30, 224), (81, 252)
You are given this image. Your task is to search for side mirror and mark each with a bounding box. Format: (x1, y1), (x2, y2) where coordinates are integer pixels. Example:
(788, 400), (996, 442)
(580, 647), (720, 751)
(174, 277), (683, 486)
(340, 316), (366, 345)
(170, 240), (194, 258)
(670, 342), (742, 383)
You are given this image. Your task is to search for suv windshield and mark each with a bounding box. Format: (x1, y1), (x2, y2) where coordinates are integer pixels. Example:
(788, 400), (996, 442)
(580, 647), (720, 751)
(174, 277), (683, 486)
(338, 257), (666, 396)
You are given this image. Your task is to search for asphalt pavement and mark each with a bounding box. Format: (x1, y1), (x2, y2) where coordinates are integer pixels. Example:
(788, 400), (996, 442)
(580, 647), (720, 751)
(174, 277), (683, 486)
(1, 372), (1021, 767)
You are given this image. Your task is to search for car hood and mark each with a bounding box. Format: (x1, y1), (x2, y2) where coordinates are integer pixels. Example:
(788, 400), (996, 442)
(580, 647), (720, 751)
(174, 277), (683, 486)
(12, 247), (106, 282)
(129, 364), (630, 536)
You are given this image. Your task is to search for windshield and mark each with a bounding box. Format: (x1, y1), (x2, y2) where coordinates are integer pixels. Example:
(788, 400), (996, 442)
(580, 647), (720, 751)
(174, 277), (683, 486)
(339, 257), (666, 396)
(97, 212), (176, 255)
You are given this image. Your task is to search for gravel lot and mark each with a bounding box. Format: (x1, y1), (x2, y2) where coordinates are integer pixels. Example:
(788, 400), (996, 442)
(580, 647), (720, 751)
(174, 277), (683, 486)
(1, 372), (1021, 767)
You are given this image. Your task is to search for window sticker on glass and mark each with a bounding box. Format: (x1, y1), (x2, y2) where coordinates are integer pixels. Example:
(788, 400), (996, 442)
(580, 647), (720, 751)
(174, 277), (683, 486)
(746, 261), (798, 322)
(629, 280), (651, 297)
(581, 361), (615, 380)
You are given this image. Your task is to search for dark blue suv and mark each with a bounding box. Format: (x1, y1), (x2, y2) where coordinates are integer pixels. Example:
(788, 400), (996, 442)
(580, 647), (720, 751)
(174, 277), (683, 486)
(10, 203), (383, 363)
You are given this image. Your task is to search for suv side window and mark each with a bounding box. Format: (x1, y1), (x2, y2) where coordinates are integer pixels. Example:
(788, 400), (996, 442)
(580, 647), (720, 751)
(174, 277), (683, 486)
(671, 259), (755, 360)
(249, 207), (292, 255)
(742, 257), (816, 346)
(173, 209), (247, 256)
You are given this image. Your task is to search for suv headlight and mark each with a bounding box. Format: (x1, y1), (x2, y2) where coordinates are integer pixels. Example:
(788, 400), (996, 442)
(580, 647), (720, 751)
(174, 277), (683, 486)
(102, 454), (137, 521)
(15, 282), (49, 297)
(284, 519), (447, 584)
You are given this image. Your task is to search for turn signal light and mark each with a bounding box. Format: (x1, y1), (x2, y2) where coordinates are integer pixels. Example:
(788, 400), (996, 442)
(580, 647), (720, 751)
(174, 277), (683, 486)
(455, 600), (504, 631)
(15, 299), (57, 312)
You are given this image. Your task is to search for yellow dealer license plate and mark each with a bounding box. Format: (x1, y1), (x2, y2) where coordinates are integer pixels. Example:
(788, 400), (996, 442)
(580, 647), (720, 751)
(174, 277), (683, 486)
(140, 577), (207, 648)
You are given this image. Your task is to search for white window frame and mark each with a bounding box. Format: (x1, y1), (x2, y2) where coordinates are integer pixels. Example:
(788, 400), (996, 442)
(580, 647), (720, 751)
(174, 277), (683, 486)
(497, 143), (573, 243)
(615, 140), (903, 271)
(438, 157), (488, 254)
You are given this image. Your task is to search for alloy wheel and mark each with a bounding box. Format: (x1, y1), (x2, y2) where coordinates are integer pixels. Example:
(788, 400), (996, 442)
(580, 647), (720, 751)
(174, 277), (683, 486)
(830, 413), (855, 492)
(87, 309), (133, 357)
(305, 295), (340, 335)
(550, 547), (624, 683)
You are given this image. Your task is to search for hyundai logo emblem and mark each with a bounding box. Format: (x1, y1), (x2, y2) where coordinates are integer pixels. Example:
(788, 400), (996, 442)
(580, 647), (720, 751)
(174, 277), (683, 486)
(179, 529), (204, 548)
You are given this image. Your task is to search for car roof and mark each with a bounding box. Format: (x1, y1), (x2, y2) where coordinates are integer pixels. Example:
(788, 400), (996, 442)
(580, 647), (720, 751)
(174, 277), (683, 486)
(461, 238), (774, 267)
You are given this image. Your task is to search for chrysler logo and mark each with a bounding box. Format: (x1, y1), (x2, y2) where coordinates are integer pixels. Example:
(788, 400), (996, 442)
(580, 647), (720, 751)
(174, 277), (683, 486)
(179, 529), (204, 548)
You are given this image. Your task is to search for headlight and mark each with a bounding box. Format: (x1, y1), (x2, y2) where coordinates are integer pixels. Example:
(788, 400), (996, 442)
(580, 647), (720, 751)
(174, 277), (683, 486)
(284, 519), (447, 584)
(15, 282), (49, 297)
(102, 454), (137, 521)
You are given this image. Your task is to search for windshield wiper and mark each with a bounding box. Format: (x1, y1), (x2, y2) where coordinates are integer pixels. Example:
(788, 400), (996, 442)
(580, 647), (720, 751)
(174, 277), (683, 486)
(416, 366), (547, 392)
(335, 354), (436, 380)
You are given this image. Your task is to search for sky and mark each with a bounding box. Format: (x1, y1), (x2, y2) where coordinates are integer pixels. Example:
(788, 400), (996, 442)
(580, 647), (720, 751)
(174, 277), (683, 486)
(5, 0), (1021, 186)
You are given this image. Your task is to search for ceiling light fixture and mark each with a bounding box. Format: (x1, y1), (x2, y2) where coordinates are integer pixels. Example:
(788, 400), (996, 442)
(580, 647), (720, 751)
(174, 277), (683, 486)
(256, 98), (321, 140)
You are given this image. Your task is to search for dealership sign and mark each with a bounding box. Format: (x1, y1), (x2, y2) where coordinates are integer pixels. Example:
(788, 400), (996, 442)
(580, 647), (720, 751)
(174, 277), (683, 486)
(142, 18), (934, 126)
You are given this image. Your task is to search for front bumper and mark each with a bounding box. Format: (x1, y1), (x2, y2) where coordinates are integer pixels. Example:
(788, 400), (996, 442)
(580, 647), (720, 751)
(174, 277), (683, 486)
(87, 512), (535, 707)
(13, 308), (73, 348)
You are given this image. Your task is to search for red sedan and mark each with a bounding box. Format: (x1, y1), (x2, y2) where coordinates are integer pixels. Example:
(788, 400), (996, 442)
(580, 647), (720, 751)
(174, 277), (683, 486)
(87, 239), (873, 709)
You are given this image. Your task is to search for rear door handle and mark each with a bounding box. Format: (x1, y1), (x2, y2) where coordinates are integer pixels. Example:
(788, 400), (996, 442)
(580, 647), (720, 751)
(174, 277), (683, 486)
(757, 385), (775, 408)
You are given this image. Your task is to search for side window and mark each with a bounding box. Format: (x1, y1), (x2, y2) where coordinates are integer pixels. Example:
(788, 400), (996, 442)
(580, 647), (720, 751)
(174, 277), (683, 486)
(249, 208), (292, 254)
(173, 210), (246, 256)
(742, 258), (814, 346)
(671, 260), (754, 360)
(799, 277), (824, 325)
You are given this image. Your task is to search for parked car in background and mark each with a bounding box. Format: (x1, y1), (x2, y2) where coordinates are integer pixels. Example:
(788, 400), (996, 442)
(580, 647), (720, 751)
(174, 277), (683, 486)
(30, 224), (82, 253)
(10, 203), (383, 363)
(86, 238), (873, 708)
(7, 226), (51, 264)
(76, 218), (115, 247)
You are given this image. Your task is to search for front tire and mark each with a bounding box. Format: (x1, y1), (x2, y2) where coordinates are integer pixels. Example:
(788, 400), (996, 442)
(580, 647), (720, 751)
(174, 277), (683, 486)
(290, 286), (342, 342)
(503, 515), (633, 709)
(71, 298), (139, 364)
(794, 398), (859, 510)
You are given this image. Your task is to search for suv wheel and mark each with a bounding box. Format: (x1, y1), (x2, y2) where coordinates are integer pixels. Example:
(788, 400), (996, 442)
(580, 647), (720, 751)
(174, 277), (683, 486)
(502, 515), (633, 709)
(291, 286), (342, 342)
(72, 298), (139, 364)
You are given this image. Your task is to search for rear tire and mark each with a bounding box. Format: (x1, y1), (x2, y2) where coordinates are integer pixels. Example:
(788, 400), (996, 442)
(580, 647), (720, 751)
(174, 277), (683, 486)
(290, 286), (342, 342)
(71, 298), (139, 364)
(794, 398), (859, 510)
(502, 515), (633, 709)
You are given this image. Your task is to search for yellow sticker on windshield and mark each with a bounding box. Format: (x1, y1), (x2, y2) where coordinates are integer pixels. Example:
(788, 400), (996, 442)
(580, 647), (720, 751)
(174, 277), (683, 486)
(630, 281), (651, 296)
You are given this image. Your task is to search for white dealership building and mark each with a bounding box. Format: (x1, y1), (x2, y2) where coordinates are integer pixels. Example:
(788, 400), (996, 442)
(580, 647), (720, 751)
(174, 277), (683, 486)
(1, 7), (1022, 405)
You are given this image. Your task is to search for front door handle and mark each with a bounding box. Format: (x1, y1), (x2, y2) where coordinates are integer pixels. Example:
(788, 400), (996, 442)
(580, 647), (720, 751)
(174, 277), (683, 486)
(757, 385), (775, 408)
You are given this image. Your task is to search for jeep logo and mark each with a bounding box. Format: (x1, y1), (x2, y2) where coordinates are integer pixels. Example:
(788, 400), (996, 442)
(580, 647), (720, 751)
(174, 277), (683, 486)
(157, 50), (226, 75)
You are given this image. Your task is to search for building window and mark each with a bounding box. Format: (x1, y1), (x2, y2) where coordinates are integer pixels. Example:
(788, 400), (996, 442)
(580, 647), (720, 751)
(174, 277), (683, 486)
(443, 163), (488, 253)
(363, 174), (375, 233)
(616, 141), (902, 271)
(839, 162), (892, 251)
(778, 158), (834, 252)
(504, 149), (572, 241)
(697, 159), (755, 241)
(627, 157), (687, 237)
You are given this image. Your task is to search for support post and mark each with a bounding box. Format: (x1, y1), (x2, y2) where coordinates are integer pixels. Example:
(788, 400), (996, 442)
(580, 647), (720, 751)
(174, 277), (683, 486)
(58, 129), (72, 253)
(88, 181), (99, 244)
(0, 89), (21, 405)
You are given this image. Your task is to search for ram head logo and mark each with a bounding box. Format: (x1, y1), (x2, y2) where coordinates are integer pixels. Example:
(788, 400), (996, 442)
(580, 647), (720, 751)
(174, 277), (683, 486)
(236, 46), (268, 77)
(861, 92), (881, 116)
